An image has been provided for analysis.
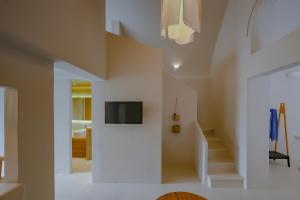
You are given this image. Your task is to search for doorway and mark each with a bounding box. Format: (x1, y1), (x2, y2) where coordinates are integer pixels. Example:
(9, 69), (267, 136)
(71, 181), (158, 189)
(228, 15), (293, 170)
(54, 63), (103, 200)
(71, 80), (92, 174)
(54, 64), (99, 176)
(247, 64), (300, 189)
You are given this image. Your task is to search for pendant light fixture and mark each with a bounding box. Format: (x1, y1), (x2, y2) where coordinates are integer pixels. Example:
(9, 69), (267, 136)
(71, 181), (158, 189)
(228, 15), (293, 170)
(161, 0), (202, 45)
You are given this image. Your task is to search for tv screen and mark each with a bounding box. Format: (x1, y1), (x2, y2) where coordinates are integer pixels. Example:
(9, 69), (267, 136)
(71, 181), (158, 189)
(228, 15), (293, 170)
(105, 102), (143, 124)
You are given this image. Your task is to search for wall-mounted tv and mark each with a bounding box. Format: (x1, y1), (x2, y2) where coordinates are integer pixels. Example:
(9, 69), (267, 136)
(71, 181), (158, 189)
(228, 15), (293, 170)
(105, 101), (143, 124)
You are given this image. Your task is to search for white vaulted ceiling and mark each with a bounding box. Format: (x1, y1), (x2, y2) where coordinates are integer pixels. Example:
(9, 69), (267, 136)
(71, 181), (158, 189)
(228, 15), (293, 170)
(106, 0), (229, 78)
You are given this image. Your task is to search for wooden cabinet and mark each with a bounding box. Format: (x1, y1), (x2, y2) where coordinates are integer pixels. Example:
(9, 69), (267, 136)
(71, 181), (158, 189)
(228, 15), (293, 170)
(72, 138), (86, 158)
(85, 128), (92, 160)
(72, 128), (92, 160)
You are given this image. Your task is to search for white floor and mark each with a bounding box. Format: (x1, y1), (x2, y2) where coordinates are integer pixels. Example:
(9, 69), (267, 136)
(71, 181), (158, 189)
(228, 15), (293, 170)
(72, 158), (92, 174)
(162, 167), (199, 184)
(56, 160), (300, 200)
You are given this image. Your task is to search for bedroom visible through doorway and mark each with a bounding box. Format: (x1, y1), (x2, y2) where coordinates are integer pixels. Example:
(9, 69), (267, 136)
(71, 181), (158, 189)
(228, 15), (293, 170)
(72, 80), (92, 174)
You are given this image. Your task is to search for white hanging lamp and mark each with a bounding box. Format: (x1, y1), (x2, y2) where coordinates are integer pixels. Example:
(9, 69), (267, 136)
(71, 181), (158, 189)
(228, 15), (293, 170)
(161, 0), (202, 45)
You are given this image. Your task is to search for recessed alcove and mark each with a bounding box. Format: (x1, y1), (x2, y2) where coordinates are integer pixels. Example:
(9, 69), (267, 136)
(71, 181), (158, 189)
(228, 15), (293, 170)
(251, 0), (300, 54)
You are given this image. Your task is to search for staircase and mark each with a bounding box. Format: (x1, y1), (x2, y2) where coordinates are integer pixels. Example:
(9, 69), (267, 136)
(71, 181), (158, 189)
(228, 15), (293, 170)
(204, 130), (243, 188)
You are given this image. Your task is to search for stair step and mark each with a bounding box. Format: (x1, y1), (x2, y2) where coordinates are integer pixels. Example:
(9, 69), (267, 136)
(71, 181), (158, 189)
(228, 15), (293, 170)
(208, 143), (227, 150)
(208, 174), (243, 188)
(208, 155), (233, 163)
(204, 129), (215, 134)
(208, 168), (236, 175)
(203, 129), (216, 137)
(207, 137), (223, 142)
(204, 130), (241, 188)
(208, 162), (235, 174)
(208, 148), (229, 158)
(208, 141), (226, 148)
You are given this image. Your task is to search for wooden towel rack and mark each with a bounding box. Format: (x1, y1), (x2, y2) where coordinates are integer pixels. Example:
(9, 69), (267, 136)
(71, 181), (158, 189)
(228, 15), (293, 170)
(269, 103), (290, 167)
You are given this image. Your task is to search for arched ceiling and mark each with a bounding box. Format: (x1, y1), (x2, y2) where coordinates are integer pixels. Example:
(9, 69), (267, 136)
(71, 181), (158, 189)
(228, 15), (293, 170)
(106, 0), (229, 78)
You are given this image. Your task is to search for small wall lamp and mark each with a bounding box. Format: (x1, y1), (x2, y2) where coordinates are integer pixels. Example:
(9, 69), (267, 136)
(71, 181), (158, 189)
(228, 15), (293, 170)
(173, 63), (182, 71)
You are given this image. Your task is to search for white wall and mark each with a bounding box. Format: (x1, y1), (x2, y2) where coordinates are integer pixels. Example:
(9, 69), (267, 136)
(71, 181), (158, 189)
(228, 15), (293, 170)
(54, 79), (72, 174)
(0, 42), (54, 200)
(162, 73), (197, 169)
(194, 121), (208, 184)
(106, 0), (229, 79)
(92, 34), (163, 183)
(106, 0), (161, 47)
(271, 0), (300, 45)
(251, 0), (276, 53)
(0, 0), (106, 79)
(211, 0), (300, 188)
(269, 66), (300, 162)
(181, 77), (215, 130)
(252, 0), (300, 53)
(247, 75), (270, 189)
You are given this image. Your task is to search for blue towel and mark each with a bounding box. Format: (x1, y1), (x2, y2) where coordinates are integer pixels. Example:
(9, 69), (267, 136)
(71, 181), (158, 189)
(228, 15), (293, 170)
(270, 109), (278, 141)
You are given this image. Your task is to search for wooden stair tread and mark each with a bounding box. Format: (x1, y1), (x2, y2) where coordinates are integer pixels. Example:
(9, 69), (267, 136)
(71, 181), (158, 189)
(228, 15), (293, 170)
(208, 170), (236, 175)
(207, 137), (223, 141)
(209, 174), (242, 180)
(208, 156), (233, 163)
(208, 144), (227, 150)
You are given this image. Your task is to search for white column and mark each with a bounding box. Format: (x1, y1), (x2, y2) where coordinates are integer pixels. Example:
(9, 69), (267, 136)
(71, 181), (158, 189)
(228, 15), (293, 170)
(247, 76), (270, 188)
(54, 79), (72, 174)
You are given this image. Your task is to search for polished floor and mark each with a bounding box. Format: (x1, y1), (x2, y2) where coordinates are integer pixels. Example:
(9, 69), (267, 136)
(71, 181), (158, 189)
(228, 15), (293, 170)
(56, 160), (300, 200)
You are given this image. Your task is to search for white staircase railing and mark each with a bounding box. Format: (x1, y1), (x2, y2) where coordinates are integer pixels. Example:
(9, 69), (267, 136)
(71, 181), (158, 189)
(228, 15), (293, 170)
(194, 120), (208, 185)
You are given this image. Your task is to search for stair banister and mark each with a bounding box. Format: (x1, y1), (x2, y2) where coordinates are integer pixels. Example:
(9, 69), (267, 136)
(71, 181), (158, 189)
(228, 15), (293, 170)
(194, 120), (208, 184)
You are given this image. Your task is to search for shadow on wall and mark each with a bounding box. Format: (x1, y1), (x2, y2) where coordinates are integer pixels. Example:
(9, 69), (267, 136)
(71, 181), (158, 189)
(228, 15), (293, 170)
(181, 76), (215, 130)
(212, 54), (239, 165)
(162, 72), (198, 171)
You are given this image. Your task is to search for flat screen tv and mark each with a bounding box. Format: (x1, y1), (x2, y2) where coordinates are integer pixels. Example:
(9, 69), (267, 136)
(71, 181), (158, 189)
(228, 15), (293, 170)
(105, 101), (143, 124)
